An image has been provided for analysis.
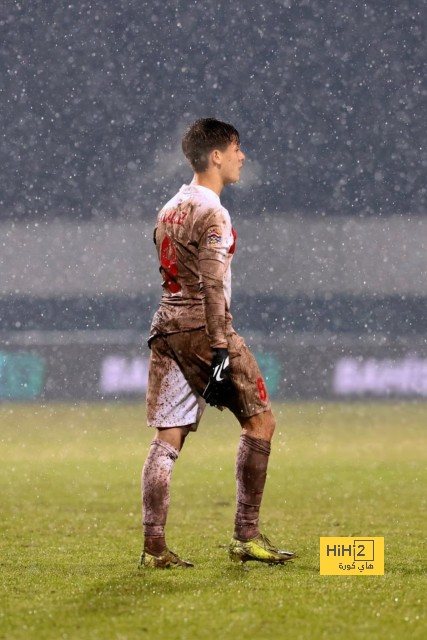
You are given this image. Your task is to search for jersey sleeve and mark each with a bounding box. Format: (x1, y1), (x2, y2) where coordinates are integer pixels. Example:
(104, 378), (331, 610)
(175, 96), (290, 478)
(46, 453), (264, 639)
(197, 208), (230, 348)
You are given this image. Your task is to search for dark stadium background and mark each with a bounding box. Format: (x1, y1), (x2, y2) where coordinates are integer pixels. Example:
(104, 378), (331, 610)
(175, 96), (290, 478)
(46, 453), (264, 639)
(2, 0), (427, 401)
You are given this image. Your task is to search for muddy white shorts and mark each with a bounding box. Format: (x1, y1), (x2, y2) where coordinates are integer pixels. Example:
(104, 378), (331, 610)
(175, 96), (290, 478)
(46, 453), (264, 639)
(146, 328), (271, 430)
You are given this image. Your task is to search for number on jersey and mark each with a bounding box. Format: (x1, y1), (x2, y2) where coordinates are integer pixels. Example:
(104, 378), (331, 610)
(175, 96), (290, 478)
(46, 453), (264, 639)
(160, 235), (181, 294)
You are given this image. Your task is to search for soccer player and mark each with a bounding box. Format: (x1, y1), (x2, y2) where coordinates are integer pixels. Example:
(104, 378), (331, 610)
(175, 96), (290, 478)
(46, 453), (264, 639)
(139, 118), (297, 568)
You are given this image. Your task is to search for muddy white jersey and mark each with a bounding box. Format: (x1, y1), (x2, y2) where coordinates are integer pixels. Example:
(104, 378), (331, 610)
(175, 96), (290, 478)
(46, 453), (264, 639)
(150, 183), (236, 347)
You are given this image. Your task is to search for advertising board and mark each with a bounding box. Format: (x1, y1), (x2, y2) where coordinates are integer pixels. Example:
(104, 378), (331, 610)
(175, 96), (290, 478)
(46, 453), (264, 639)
(2, 336), (427, 402)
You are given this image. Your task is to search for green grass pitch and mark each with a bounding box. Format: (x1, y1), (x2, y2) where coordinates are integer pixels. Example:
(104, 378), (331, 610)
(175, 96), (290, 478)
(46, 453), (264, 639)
(1, 402), (427, 640)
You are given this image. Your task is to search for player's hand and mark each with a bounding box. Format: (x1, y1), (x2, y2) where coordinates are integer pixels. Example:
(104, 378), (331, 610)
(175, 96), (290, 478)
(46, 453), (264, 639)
(202, 347), (233, 407)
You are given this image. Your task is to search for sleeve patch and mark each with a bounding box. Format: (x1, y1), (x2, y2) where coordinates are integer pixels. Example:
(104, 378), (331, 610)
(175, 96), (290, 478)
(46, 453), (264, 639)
(207, 230), (222, 246)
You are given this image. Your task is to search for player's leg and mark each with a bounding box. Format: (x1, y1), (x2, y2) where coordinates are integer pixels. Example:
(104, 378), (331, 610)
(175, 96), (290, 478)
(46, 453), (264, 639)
(223, 332), (297, 563)
(230, 408), (297, 563)
(141, 425), (193, 567)
(240, 407), (276, 440)
(234, 409), (275, 541)
(140, 335), (204, 568)
(154, 425), (190, 450)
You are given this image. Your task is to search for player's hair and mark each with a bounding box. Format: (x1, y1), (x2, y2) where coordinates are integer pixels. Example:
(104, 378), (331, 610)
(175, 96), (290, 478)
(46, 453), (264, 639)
(182, 118), (240, 173)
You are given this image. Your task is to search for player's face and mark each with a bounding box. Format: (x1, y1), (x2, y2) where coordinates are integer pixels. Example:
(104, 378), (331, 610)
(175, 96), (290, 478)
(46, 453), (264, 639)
(218, 141), (245, 184)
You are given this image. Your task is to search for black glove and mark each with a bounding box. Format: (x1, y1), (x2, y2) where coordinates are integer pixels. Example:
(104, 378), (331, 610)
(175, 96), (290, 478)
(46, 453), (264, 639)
(202, 347), (233, 407)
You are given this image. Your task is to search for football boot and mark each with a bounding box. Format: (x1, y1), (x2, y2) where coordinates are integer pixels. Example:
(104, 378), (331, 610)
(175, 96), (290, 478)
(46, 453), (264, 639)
(138, 548), (194, 569)
(229, 533), (297, 564)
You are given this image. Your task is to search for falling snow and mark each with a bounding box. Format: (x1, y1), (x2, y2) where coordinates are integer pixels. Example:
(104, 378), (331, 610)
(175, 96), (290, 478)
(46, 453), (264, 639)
(2, 1), (427, 221)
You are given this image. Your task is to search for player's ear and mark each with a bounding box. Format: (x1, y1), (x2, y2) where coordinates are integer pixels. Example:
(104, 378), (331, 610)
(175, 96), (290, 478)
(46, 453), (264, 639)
(211, 148), (222, 168)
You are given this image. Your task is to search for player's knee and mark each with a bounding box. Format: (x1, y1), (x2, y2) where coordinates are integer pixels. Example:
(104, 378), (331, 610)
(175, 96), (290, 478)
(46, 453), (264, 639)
(155, 425), (193, 451)
(268, 413), (276, 437)
(240, 410), (276, 442)
(179, 425), (193, 446)
(264, 412), (276, 440)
